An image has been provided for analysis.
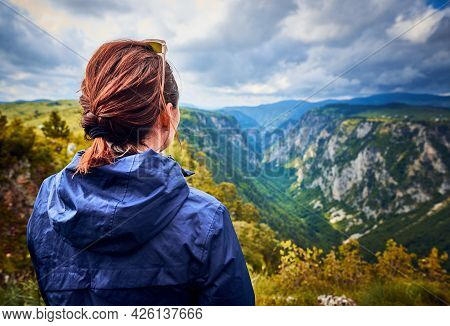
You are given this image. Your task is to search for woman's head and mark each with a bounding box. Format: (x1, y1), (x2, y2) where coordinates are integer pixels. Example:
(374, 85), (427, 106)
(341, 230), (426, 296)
(77, 39), (180, 174)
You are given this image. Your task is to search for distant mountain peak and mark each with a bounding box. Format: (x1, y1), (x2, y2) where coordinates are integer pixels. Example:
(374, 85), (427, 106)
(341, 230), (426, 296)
(220, 92), (450, 128)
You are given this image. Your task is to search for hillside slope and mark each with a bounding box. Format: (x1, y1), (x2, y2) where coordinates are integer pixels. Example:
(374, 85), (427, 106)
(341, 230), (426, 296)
(264, 104), (450, 256)
(179, 108), (342, 247)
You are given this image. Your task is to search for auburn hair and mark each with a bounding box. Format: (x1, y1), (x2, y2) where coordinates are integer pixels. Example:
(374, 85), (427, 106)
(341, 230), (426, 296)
(76, 40), (179, 174)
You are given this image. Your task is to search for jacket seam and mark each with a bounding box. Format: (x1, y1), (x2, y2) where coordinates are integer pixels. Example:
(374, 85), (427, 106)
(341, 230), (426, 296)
(56, 151), (80, 213)
(109, 155), (137, 237)
(199, 204), (223, 264)
(48, 265), (190, 271)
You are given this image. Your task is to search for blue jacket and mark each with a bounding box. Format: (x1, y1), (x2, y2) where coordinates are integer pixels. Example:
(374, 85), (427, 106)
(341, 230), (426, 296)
(27, 149), (255, 306)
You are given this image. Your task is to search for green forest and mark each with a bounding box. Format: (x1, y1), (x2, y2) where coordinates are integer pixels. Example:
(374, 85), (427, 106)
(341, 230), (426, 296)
(0, 101), (449, 305)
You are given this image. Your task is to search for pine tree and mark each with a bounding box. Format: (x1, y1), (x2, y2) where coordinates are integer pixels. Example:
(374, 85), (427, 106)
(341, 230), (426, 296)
(42, 111), (70, 139)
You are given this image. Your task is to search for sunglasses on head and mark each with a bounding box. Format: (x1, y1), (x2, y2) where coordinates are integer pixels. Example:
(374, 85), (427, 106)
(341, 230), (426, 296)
(144, 39), (180, 143)
(144, 39), (168, 94)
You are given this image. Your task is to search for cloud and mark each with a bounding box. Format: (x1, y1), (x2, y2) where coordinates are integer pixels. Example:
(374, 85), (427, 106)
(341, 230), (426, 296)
(375, 66), (425, 86)
(280, 0), (407, 45)
(0, 0), (449, 107)
(386, 6), (450, 43)
(0, 2), (83, 101)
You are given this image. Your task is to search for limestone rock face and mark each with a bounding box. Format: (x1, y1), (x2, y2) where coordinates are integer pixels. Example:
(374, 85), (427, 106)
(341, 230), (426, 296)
(264, 108), (450, 245)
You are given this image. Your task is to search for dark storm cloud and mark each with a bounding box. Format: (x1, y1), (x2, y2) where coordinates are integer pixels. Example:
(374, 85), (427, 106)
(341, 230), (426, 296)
(179, 0), (297, 50)
(0, 3), (83, 100)
(0, 5), (80, 72)
(341, 14), (450, 96)
(173, 0), (450, 99)
(223, 1), (448, 98)
(176, 0), (303, 87)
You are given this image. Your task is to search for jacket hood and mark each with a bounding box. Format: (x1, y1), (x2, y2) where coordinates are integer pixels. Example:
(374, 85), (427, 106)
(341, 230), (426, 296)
(47, 149), (190, 254)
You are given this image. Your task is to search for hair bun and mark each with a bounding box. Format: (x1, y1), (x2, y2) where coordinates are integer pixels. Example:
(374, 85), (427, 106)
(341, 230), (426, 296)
(82, 111), (99, 128)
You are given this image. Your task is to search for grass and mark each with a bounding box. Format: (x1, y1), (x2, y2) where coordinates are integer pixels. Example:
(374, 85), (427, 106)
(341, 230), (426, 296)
(253, 275), (450, 306)
(3, 274), (447, 306)
(355, 281), (449, 306)
(0, 100), (82, 134)
(0, 278), (44, 306)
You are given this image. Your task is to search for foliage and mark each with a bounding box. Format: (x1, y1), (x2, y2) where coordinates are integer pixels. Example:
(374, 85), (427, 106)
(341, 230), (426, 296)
(0, 277), (43, 306)
(375, 239), (416, 279)
(0, 114), (78, 303)
(0, 101), (344, 247)
(166, 140), (261, 223)
(323, 240), (371, 288)
(254, 238), (449, 305)
(0, 115), (65, 286)
(277, 240), (371, 290)
(42, 111), (70, 139)
(0, 203), (31, 279)
(418, 248), (448, 282)
(233, 221), (279, 274)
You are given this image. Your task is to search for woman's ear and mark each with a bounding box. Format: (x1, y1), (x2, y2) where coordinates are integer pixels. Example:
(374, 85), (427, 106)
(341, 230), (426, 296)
(162, 103), (173, 127)
(166, 102), (180, 127)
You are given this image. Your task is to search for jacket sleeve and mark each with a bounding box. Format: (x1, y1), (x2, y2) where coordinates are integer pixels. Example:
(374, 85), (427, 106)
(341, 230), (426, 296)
(196, 204), (255, 306)
(27, 178), (51, 305)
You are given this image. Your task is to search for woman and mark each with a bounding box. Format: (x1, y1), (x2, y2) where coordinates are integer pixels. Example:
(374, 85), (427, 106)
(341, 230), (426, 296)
(27, 39), (255, 306)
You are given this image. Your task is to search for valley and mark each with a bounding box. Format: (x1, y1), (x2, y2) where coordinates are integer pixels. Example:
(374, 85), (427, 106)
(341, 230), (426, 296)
(264, 104), (450, 258)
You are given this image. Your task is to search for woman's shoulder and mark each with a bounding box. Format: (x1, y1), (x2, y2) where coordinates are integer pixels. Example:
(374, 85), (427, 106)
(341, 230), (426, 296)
(181, 186), (229, 228)
(184, 186), (224, 214)
(187, 186), (221, 206)
(32, 174), (56, 210)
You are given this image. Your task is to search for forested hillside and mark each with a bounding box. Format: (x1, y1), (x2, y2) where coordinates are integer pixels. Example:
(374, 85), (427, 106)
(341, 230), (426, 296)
(264, 104), (450, 259)
(178, 108), (342, 248)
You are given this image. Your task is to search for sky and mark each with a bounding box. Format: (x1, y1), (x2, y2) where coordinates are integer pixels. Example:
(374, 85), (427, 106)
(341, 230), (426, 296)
(0, 0), (449, 108)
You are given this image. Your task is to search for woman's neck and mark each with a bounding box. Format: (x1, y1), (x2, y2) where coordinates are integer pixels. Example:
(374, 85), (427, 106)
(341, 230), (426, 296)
(139, 130), (168, 153)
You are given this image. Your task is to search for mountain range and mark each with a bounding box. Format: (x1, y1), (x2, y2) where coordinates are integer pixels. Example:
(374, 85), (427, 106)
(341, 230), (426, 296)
(219, 92), (450, 129)
(212, 93), (450, 258)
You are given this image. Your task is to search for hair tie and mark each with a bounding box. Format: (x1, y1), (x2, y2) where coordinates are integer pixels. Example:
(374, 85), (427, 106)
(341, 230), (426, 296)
(86, 125), (109, 139)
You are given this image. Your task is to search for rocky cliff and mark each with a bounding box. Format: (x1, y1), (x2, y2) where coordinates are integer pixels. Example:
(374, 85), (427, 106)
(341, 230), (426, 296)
(264, 104), (450, 254)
